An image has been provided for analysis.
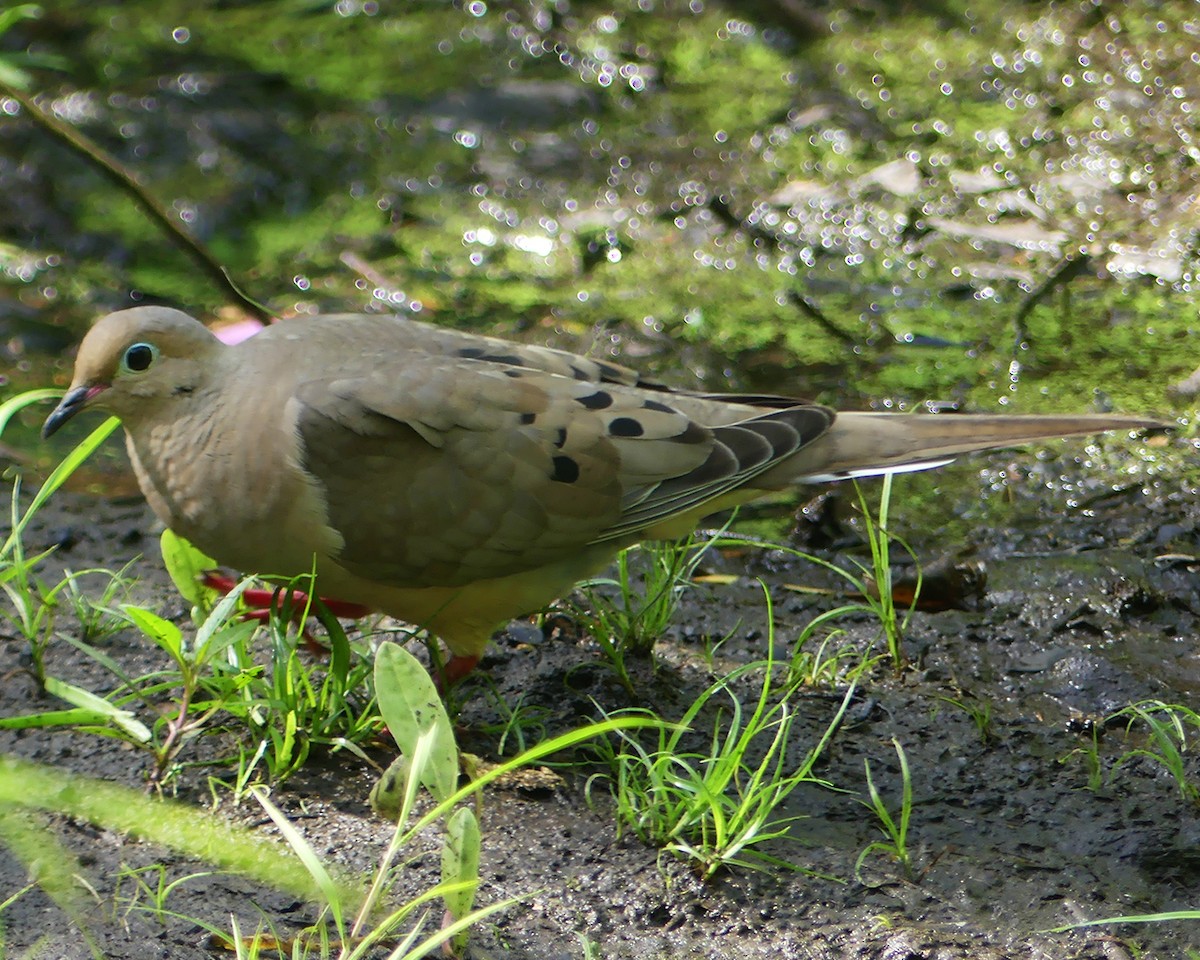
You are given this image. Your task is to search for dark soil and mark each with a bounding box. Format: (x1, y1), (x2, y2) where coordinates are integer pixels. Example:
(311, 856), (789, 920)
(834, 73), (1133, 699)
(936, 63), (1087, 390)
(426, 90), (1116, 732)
(3, 451), (1198, 960)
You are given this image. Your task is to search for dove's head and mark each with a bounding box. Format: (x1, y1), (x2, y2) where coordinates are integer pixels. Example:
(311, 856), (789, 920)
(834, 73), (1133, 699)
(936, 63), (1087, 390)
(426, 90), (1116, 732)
(42, 306), (223, 438)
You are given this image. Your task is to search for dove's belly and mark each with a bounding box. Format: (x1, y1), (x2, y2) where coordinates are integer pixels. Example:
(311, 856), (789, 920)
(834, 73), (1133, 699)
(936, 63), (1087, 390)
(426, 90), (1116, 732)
(310, 545), (618, 657)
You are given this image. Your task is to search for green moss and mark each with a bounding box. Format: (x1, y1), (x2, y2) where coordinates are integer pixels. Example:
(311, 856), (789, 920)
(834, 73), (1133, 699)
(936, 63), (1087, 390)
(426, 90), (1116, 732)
(6, 0), (1196, 451)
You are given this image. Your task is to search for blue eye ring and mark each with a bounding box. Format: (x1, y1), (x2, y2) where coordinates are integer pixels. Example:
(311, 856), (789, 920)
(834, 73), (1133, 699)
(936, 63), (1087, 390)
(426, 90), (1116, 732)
(121, 342), (158, 373)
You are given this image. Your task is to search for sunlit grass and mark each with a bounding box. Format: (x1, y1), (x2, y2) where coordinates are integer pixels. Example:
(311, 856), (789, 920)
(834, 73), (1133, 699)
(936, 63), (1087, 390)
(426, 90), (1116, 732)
(588, 586), (856, 880)
(1108, 700), (1200, 806)
(577, 529), (721, 691)
(856, 738), (916, 883)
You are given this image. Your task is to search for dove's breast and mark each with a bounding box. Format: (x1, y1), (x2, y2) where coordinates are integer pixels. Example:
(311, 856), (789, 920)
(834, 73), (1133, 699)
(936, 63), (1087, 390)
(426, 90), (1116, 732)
(124, 390), (344, 579)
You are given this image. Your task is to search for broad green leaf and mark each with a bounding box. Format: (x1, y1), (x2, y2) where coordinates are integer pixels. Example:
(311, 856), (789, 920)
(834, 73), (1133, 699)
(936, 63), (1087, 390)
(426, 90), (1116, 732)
(160, 529), (219, 610)
(373, 642), (457, 803)
(43, 676), (151, 742)
(121, 604), (183, 659)
(440, 806), (481, 951)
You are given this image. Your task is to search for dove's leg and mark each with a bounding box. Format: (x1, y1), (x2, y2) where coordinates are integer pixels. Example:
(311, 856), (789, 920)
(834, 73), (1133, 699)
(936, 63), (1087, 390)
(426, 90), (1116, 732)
(200, 572), (373, 622)
(200, 572), (481, 685)
(439, 653), (480, 687)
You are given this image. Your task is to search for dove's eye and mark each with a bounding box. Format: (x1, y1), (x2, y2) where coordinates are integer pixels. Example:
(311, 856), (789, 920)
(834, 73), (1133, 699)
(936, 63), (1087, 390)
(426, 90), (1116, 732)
(121, 342), (157, 373)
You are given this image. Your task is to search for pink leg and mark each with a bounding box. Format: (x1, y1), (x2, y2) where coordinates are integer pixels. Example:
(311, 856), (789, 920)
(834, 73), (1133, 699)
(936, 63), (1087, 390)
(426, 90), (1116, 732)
(201, 572), (480, 691)
(200, 571), (372, 620)
(437, 653), (481, 691)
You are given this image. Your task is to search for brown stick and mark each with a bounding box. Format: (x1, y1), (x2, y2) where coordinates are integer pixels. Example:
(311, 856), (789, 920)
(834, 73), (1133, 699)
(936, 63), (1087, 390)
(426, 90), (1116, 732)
(0, 82), (272, 322)
(1013, 251), (1092, 345)
(787, 290), (859, 346)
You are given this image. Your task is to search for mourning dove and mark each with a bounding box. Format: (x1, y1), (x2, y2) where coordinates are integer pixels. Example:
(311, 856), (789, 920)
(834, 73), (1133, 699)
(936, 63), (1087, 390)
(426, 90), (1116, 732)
(43, 306), (1163, 677)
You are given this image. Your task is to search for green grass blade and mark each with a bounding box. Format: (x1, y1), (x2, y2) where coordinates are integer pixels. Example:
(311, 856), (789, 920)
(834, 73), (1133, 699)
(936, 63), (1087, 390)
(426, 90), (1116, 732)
(0, 754), (359, 906)
(0, 387), (61, 437)
(0, 802), (105, 959)
(3, 416), (120, 557)
(251, 786), (351, 939)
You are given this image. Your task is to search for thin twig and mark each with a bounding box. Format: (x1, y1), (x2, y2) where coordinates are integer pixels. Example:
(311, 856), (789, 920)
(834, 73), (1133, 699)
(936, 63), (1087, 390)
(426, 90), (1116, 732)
(787, 289), (859, 346)
(1013, 251), (1092, 346)
(339, 250), (392, 289)
(0, 82), (272, 322)
(700, 193), (860, 347)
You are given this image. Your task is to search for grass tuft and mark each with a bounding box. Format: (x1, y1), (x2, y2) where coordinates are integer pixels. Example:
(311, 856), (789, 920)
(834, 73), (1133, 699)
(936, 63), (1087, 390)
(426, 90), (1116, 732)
(589, 585), (855, 880)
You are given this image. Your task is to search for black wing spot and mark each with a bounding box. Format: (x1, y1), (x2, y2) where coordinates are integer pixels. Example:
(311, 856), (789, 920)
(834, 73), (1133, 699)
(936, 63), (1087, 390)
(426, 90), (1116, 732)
(504, 369), (524, 378)
(457, 347), (486, 359)
(596, 362), (631, 382)
(519, 412), (537, 425)
(553, 427), (568, 448)
(673, 421), (710, 444)
(551, 455), (580, 483)
(642, 399), (674, 413)
(576, 390), (613, 409)
(569, 365), (591, 381)
(609, 416), (645, 437)
(486, 353), (525, 366)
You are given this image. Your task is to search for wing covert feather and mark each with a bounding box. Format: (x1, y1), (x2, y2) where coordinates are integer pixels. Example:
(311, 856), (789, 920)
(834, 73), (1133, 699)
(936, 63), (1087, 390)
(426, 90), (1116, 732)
(292, 352), (833, 585)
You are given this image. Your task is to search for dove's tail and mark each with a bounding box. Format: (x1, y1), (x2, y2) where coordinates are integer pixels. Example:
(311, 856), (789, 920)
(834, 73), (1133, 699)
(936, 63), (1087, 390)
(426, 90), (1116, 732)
(764, 412), (1167, 485)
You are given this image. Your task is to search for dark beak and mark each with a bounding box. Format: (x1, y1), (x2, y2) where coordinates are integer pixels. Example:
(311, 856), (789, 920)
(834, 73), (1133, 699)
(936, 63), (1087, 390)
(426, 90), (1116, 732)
(42, 384), (100, 439)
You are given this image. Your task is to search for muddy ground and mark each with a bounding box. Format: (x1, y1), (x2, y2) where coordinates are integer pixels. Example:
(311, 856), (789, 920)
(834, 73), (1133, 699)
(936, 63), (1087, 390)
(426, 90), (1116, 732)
(2, 444), (1198, 960)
